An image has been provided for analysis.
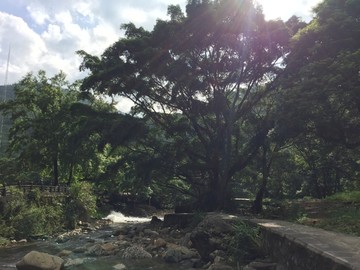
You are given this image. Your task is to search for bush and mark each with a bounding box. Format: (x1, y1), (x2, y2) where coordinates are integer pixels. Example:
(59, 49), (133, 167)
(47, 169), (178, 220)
(0, 182), (98, 240)
(0, 187), (64, 239)
(64, 181), (97, 229)
(228, 221), (263, 264)
(12, 204), (63, 239)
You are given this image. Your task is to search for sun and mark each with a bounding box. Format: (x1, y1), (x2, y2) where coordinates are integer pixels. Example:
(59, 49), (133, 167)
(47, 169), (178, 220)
(255, 0), (321, 21)
(256, 0), (294, 20)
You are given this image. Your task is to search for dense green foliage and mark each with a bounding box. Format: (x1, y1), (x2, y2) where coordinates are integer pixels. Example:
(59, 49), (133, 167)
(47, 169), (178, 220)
(228, 221), (262, 263)
(0, 182), (97, 240)
(0, 85), (15, 156)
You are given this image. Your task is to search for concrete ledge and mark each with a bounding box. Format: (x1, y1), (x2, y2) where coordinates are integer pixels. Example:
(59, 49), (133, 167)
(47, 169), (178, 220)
(250, 219), (360, 270)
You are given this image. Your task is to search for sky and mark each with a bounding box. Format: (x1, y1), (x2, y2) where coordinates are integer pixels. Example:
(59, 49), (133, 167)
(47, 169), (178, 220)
(0, 0), (322, 110)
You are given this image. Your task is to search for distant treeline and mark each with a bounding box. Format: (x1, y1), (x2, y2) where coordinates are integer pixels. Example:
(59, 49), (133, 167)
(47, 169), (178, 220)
(0, 84), (15, 156)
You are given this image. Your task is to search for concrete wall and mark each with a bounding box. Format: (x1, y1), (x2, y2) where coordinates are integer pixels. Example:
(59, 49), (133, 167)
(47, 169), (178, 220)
(250, 219), (358, 270)
(260, 228), (351, 270)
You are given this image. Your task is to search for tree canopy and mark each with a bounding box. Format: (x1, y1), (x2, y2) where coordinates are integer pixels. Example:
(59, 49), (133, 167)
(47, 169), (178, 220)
(78, 0), (293, 210)
(278, 0), (360, 148)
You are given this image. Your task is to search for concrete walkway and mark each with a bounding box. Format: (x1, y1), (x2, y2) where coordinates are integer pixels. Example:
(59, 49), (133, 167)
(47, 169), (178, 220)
(250, 218), (360, 270)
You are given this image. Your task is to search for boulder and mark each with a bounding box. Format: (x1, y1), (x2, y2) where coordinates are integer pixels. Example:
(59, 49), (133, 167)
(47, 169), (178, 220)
(16, 251), (64, 270)
(154, 238), (167, 248)
(190, 214), (236, 260)
(86, 242), (119, 256)
(122, 245), (152, 259)
(163, 244), (199, 263)
(195, 214), (235, 235)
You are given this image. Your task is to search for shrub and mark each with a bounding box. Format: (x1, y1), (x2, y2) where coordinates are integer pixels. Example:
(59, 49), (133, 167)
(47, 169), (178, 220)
(64, 181), (97, 229)
(228, 221), (263, 264)
(12, 204), (63, 239)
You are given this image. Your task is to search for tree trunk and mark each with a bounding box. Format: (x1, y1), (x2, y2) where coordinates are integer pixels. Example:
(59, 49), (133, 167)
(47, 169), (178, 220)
(53, 157), (59, 186)
(311, 169), (322, 198)
(252, 185), (266, 214)
(67, 162), (73, 185)
(252, 144), (277, 214)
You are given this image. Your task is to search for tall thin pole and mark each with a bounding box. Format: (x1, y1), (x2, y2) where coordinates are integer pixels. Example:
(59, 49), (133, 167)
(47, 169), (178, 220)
(0, 45), (11, 150)
(4, 44), (11, 93)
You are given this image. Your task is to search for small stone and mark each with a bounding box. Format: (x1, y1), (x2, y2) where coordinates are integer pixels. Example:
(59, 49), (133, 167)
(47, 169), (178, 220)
(64, 258), (85, 267)
(214, 256), (224, 263)
(144, 229), (159, 237)
(247, 261), (277, 270)
(154, 238), (167, 248)
(208, 263), (234, 270)
(57, 250), (72, 257)
(113, 263), (126, 269)
(73, 247), (87, 253)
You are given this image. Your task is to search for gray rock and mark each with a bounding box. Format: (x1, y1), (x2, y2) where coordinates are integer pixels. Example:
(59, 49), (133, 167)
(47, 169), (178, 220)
(208, 263), (234, 270)
(163, 244), (199, 263)
(179, 232), (192, 247)
(56, 234), (70, 243)
(64, 258), (85, 268)
(122, 245), (152, 259)
(73, 247), (87, 253)
(57, 250), (72, 257)
(154, 238), (167, 248)
(247, 261), (277, 270)
(144, 229), (159, 237)
(16, 251), (64, 270)
(86, 242), (119, 256)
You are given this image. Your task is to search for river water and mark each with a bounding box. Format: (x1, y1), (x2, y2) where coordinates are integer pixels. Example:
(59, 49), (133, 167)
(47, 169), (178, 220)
(0, 212), (189, 270)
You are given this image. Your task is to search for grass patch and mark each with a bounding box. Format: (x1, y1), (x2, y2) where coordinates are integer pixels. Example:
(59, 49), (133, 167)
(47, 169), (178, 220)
(262, 192), (360, 236)
(299, 207), (360, 236)
(0, 237), (10, 246)
(325, 191), (360, 203)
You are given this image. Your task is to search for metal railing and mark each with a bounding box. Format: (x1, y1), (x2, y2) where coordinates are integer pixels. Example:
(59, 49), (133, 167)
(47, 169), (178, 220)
(0, 184), (70, 197)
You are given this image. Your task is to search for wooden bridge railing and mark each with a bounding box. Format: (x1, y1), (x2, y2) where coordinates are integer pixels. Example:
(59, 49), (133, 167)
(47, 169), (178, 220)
(0, 184), (70, 197)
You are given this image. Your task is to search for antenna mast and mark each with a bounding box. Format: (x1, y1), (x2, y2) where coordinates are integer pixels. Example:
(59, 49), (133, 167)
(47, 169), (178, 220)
(0, 45), (11, 151)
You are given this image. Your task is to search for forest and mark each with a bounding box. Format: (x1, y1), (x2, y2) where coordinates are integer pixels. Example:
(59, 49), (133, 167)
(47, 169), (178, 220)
(0, 0), (359, 239)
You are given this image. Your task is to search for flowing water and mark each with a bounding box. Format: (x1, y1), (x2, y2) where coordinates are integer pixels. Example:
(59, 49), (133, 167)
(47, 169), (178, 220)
(0, 212), (189, 270)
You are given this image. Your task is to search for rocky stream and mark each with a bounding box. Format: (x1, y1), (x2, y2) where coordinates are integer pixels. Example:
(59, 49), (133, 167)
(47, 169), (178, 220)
(0, 211), (278, 270)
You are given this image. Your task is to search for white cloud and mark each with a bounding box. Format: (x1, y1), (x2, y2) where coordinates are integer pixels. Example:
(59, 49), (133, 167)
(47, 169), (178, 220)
(26, 5), (50, 25)
(0, 12), (47, 83)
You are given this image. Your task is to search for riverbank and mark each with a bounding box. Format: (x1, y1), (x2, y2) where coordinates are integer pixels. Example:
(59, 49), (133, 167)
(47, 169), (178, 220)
(5, 212), (279, 270)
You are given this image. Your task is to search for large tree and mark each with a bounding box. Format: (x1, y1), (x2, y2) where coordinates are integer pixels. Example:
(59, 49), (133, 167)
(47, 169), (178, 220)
(0, 71), (115, 186)
(79, 0), (291, 210)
